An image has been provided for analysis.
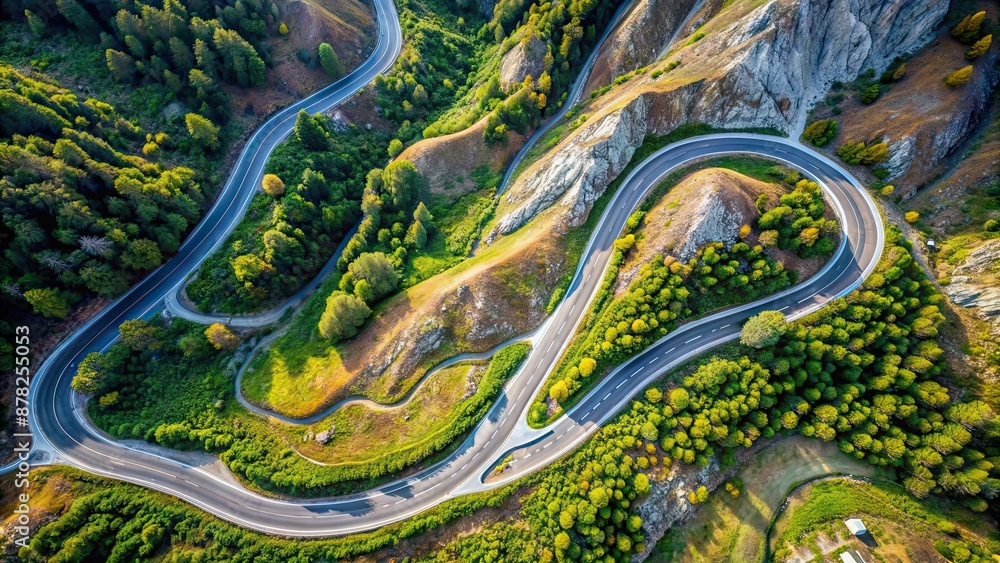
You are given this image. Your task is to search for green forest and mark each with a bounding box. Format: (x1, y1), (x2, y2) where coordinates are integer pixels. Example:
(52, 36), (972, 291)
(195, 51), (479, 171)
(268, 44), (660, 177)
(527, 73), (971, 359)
(22, 229), (999, 563)
(0, 0), (294, 326)
(529, 171), (839, 425)
(185, 111), (387, 312)
(0, 64), (205, 319)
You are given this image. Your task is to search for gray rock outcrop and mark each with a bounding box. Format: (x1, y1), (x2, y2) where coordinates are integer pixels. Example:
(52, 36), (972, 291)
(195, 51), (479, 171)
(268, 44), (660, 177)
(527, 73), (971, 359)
(499, 34), (547, 91)
(586, 0), (700, 88)
(943, 240), (1000, 334)
(490, 95), (650, 238)
(490, 0), (947, 237)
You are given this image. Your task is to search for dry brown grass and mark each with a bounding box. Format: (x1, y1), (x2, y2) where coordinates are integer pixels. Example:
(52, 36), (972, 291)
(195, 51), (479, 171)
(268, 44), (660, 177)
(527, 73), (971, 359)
(400, 114), (527, 198)
(271, 362), (485, 465)
(804, 0), (998, 199)
(245, 208), (572, 417)
(224, 0), (376, 139)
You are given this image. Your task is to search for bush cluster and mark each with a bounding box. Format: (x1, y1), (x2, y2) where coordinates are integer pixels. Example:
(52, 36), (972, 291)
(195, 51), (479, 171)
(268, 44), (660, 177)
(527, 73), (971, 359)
(837, 140), (890, 165)
(801, 119), (838, 147)
(756, 178), (839, 258)
(533, 232), (799, 424)
(186, 111), (385, 313)
(648, 227), (999, 510)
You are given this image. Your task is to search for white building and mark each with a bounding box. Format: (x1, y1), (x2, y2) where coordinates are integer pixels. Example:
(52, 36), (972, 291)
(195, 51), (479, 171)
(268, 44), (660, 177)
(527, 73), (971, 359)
(845, 518), (867, 536)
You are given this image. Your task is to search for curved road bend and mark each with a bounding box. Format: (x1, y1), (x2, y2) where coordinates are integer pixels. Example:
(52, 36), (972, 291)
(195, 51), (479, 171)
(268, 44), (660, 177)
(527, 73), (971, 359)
(164, 0), (656, 327)
(17, 0), (401, 474)
(497, 0), (704, 194)
(25, 134), (883, 536)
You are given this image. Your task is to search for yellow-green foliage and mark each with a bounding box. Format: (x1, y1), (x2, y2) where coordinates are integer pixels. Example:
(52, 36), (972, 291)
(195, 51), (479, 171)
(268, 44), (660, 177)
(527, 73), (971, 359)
(837, 140), (890, 165)
(952, 11), (986, 44)
(0, 64), (202, 317)
(965, 34), (992, 60)
(945, 65), (974, 87)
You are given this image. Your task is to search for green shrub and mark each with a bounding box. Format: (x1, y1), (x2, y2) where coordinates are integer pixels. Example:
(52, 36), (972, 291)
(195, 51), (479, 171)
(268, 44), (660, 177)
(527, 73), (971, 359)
(859, 83), (880, 104)
(837, 140), (889, 165)
(317, 42), (343, 79)
(801, 119), (838, 146)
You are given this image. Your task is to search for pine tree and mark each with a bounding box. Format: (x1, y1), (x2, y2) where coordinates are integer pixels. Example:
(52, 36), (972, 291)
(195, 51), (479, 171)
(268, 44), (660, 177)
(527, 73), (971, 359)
(24, 10), (47, 37)
(293, 110), (328, 150)
(248, 55), (266, 86)
(185, 113), (219, 149)
(168, 37), (196, 72)
(106, 49), (137, 81)
(56, 0), (101, 35)
(413, 201), (433, 228)
(24, 287), (71, 318)
(317, 42), (343, 79)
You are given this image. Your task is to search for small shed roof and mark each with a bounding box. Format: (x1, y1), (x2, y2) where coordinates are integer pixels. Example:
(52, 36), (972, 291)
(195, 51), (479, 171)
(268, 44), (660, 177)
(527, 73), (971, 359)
(840, 552), (860, 563)
(845, 518), (867, 535)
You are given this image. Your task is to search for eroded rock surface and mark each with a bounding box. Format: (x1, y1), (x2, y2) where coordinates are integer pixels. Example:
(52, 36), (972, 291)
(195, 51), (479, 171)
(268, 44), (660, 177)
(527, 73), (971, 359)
(490, 0), (946, 238)
(944, 240), (1000, 334)
(499, 34), (547, 90)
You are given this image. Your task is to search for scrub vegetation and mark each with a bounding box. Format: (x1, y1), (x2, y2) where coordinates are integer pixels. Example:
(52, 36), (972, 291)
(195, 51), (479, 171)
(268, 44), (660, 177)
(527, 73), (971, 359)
(14, 225), (1000, 562)
(74, 313), (530, 496)
(529, 162), (837, 425)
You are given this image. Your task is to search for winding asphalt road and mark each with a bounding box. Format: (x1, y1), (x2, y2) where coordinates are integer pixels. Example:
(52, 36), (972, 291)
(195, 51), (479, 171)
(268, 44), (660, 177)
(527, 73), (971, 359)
(13, 0), (884, 540)
(163, 0), (659, 327)
(21, 129), (883, 535)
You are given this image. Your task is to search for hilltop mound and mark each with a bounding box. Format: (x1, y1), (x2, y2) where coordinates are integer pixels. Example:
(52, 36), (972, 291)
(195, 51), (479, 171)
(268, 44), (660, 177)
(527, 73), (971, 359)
(399, 114), (527, 198)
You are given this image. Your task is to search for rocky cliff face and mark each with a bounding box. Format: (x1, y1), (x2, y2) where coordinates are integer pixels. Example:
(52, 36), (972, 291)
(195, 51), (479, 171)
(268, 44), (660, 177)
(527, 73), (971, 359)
(491, 96), (650, 238)
(584, 0), (700, 92)
(943, 239), (1000, 335)
(499, 34), (548, 90)
(838, 33), (1000, 195)
(489, 0), (947, 238)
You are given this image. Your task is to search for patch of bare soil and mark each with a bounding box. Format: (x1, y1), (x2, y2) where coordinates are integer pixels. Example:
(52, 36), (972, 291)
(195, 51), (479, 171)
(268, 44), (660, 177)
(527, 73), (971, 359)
(325, 85), (394, 133)
(815, 7), (1000, 195)
(401, 114), (528, 199)
(223, 0), (376, 143)
(296, 220), (569, 414)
